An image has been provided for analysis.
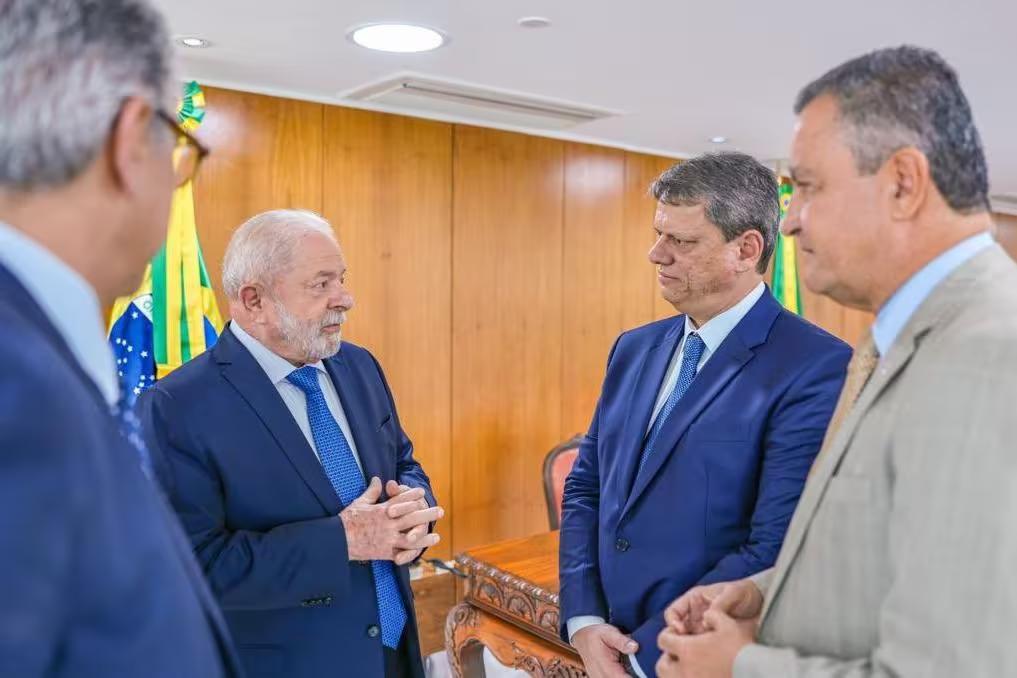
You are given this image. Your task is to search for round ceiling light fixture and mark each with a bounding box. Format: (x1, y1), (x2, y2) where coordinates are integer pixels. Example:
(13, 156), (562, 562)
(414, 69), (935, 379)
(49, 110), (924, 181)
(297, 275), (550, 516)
(518, 16), (552, 29)
(177, 36), (211, 48)
(349, 23), (447, 53)
(709, 136), (728, 144)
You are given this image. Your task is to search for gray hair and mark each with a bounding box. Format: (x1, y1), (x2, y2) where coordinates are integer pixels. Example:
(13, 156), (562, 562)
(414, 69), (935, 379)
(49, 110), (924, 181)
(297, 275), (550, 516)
(794, 45), (989, 214)
(0, 0), (175, 189)
(222, 209), (338, 300)
(651, 152), (779, 274)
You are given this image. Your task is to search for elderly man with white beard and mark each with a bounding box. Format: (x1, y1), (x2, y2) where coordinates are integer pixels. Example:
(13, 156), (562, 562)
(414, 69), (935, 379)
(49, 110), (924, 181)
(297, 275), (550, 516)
(137, 209), (442, 678)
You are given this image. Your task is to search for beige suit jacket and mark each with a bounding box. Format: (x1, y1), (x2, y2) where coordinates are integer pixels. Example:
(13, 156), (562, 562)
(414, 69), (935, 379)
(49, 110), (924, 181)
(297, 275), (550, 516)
(735, 244), (1017, 677)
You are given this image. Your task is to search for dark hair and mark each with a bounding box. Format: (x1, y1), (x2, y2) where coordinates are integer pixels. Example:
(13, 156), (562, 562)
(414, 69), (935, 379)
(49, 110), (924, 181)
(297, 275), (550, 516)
(650, 152), (779, 274)
(794, 45), (989, 214)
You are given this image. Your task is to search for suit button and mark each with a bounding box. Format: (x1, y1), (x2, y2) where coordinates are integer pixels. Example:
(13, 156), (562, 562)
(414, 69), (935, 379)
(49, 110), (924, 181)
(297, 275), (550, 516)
(367, 624), (380, 638)
(615, 538), (630, 552)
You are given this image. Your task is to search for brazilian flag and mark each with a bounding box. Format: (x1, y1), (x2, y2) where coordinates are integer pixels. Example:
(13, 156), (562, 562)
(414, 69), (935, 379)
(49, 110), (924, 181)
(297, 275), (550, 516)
(772, 178), (802, 314)
(108, 82), (222, 406)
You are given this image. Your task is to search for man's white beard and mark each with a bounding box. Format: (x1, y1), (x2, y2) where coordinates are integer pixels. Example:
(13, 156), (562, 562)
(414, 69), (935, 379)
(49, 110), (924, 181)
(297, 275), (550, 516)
(274, 301), (346, 363)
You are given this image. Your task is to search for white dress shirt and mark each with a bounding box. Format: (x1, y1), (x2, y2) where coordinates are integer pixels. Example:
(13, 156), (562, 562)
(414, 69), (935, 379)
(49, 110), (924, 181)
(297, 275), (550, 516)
(228, 322), (364, 474)
(567, 281), (767, 677)
(0, 221), (118, 406)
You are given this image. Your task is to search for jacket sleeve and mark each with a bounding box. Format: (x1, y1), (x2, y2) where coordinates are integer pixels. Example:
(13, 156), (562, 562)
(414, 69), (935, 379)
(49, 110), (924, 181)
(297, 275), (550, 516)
(137, 385), (353, 611)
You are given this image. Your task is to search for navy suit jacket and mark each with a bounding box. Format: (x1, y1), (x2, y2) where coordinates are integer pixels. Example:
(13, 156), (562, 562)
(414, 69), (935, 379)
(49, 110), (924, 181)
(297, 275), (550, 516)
(559, 290), (850, 670)
(137, 324), (434, 678)
(0, 265), (241, 677)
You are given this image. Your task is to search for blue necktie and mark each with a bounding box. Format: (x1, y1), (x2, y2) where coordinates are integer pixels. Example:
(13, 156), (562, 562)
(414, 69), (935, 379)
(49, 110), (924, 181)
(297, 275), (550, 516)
(287, 366), (407, 649)
(637, 333), (706, 474)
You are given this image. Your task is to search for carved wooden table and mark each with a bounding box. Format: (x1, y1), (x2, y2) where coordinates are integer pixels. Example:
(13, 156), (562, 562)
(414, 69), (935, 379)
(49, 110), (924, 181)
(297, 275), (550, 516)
(445, 531), (587, 677)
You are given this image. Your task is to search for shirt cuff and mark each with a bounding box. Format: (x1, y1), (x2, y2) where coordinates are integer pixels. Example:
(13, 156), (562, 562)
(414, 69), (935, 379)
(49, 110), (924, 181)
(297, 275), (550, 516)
(566, 615), (607, 644)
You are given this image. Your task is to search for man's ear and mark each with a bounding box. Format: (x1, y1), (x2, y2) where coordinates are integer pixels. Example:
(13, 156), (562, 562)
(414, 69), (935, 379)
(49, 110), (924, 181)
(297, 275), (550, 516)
(239, 284), (267, 316)
(883, 147), (931, 221)
(107, 97), (159, 195)
(736, 230), (764, 273)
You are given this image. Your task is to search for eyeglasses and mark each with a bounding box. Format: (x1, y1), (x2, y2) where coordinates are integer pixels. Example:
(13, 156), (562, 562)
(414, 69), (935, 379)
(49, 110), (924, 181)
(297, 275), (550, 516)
(155, 108), (210, 188)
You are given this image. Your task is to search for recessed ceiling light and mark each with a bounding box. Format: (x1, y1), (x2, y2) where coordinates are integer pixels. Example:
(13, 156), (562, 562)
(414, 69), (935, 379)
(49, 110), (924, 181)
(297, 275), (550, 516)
(710, 136), (728, 144)
(518, 16), (552, 29)
(177, 37), (211, 49)
(349, 23), (447, 53)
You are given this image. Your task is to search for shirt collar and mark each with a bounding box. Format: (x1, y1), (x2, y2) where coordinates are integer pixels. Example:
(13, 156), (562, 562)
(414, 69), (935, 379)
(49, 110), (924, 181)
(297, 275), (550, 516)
(683, 281), (766, 352)
(873, 231), (994, 356)
(228, 321), (328, 384)
(0, 222), (118, 406)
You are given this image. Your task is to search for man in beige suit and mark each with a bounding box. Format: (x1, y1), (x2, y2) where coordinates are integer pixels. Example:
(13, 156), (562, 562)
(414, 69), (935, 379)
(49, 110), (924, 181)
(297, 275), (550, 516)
(655, 45), (1017, 677)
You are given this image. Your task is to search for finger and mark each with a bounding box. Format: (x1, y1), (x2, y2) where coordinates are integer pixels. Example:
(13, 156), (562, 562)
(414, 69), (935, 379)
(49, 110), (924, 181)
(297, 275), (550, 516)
(601, 627), (639, 655)
(385, 479), (403, 497)
(387, 498), (429, 519)
(657, 628), (686, 656)
(656, 652), (679, 678)
(385, 488), (426, 516)
(665, 594), (692, 628)
(394, 532), (440, 551)
(353, 477), (383, 505)
(395, 506), (444, 530)
(404, 523), (428, 541)
(702, 607), (737, 634)
(393, 549), (422, 566)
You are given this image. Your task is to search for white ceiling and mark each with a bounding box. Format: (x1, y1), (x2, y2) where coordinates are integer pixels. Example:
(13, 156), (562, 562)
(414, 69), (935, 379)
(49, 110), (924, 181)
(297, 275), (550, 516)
(155, 0), (1017, 197)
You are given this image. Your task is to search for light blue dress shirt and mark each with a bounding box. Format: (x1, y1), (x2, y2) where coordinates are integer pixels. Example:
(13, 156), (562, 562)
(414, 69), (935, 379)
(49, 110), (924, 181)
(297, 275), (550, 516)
(872, 232), (994, 357)
(228, 321), (364, 473)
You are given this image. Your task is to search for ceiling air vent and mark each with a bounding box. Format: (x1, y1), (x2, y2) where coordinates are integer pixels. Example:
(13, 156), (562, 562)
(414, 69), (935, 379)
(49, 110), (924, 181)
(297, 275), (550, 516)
(991, 194), (1017, 216)
(339, 73), (616, 130)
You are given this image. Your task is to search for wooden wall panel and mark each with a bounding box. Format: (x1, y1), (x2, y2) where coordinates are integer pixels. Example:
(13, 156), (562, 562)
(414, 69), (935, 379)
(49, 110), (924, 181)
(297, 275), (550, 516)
(620, 154), (685, 322)
(321, 107), (453, 559)
(192, 87), (324, 316)
(451, 126), (564, 551)
(561, 143), (628, 438)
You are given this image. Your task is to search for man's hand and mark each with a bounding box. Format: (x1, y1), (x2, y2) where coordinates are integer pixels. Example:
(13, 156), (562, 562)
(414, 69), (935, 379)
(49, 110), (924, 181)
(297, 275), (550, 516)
(664, 579), (763, 635)
(571, 623), (638, 678)
(339, 477), (443, 561)
(384, 480), (440, 565)
(656, 607), (755, 678)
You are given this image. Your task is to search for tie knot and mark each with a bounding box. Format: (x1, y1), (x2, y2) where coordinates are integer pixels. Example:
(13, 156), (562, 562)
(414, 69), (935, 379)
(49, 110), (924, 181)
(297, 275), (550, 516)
(684, 332), (705, 361)
(286, 365), (322, 395)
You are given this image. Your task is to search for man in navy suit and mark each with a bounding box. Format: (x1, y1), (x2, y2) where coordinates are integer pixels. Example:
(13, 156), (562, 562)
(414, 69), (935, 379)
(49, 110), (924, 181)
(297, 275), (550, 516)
(559, 152), (850, 677)
(138, 209), (443, 678)
(0, 1), (241, 675)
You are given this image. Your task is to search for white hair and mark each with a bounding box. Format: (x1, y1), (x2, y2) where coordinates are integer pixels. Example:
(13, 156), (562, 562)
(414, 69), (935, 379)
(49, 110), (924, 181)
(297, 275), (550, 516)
(221, 209), (338, 300)
(0, 0), (175, 189)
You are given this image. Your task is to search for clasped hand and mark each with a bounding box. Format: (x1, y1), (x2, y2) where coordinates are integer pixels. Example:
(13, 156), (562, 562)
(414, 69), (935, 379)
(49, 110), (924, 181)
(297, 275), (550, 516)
(339, 477), (444, 565)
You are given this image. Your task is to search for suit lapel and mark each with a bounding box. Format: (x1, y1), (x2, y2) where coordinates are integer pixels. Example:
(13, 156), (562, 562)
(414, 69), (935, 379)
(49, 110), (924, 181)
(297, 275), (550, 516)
(760, 252), (988, 623)
(622, 331), (754, 518)
(216, 329), (343, 515)
(325, 353), (391, 485)
(620, 291), (781, 518)
(615, 319), (684, 505)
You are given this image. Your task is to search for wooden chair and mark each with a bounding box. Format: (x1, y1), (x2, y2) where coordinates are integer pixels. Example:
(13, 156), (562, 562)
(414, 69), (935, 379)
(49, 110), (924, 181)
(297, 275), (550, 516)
(542, 434), (584, 530)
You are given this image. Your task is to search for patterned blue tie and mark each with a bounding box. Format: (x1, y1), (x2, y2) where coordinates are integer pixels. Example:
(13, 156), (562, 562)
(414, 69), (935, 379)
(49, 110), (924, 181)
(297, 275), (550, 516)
(287, 366), (407, 649)
(637, 333), (706, 474)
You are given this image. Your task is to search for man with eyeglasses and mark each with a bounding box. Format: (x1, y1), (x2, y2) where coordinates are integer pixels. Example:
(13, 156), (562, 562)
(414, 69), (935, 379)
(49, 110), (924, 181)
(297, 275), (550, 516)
(0, 0), (237, 676)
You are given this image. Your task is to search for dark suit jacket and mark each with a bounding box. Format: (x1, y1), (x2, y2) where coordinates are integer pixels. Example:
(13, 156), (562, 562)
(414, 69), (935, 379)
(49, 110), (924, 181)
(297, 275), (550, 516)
(559, 289), (850, 670)
(137, 324), (434, 678)
(0, 264), (241, 677)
